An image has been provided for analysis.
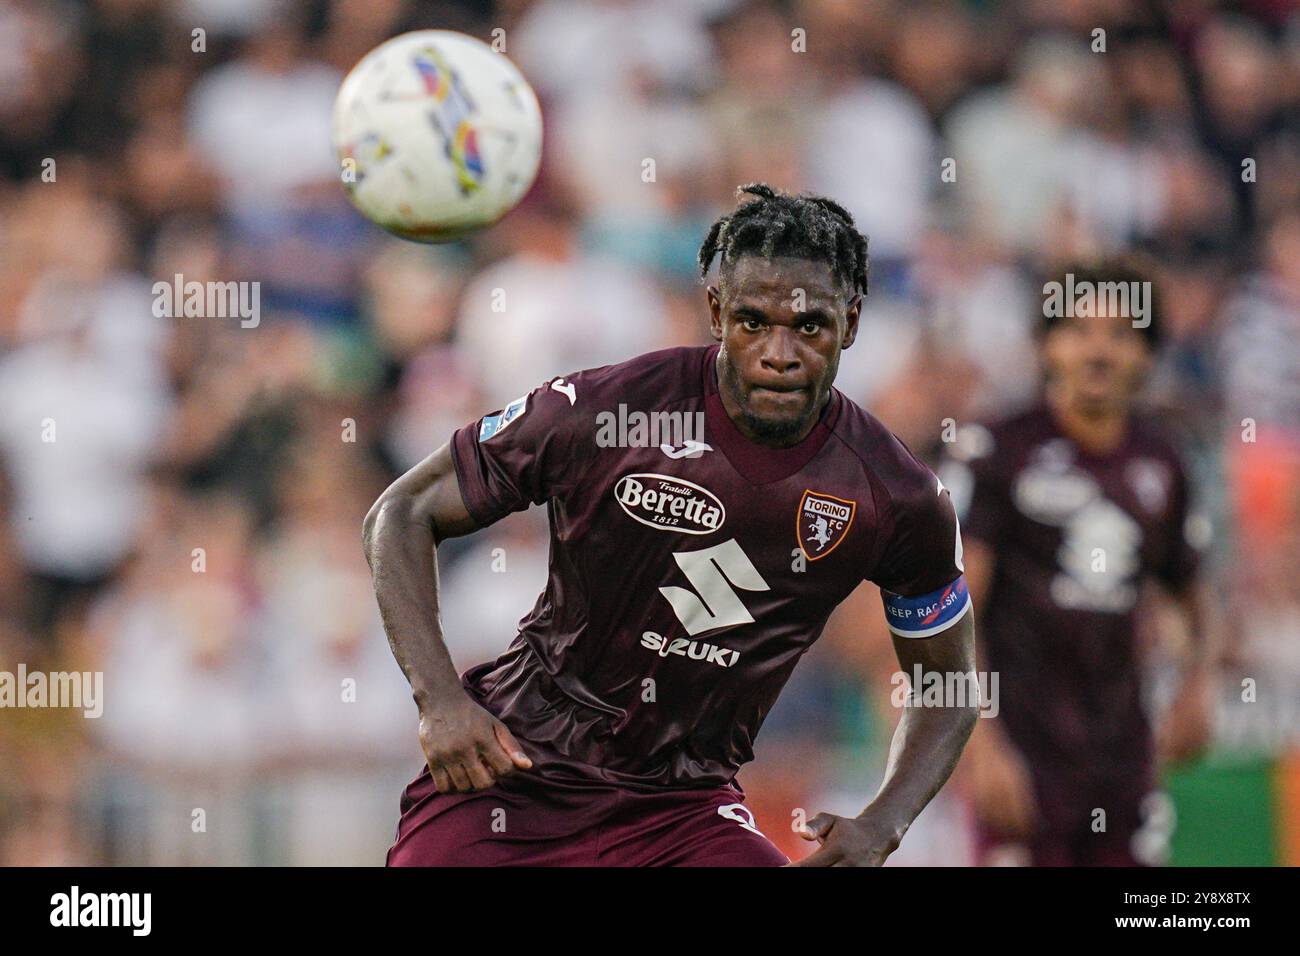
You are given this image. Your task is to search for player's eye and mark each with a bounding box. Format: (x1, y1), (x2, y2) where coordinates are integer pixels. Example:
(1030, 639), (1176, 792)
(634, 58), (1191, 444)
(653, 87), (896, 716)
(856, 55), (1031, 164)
(798, 321), (820, 335)
(741, 318), (764, 332)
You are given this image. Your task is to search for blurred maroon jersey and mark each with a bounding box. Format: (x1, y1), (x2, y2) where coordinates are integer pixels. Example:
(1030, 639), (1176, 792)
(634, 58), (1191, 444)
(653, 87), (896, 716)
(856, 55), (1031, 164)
(449, 344), (966, 789)
(942, 405), (1201, 854)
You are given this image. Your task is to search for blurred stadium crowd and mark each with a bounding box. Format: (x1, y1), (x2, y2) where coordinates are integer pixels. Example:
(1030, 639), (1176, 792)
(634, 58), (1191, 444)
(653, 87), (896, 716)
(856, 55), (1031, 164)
(1, 0), (1298, 865)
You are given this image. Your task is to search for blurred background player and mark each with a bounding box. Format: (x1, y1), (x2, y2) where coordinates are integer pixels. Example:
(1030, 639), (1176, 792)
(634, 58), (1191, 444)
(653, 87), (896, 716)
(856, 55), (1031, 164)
(943, 260), (1218, 866)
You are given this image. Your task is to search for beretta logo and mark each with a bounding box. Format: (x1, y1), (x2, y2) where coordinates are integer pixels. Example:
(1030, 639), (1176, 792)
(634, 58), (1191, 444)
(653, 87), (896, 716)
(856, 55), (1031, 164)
(614, 474), (725, 534)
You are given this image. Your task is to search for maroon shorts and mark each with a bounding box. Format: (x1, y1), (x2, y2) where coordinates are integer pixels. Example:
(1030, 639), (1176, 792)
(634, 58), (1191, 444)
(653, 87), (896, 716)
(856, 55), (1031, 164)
(386, 766), (788, 867)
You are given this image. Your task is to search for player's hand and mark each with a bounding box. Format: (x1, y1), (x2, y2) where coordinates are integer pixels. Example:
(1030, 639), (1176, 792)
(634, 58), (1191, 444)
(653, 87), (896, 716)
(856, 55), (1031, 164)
(1157, 668), (1213, 767)
(418, 695), (533, 793)
(966, 721), (1038, 838)
(786, 811), (902, 867)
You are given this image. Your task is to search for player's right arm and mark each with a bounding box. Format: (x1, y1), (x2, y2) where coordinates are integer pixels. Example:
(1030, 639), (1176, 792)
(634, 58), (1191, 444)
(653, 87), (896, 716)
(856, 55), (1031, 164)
(362, 442), (532, 794)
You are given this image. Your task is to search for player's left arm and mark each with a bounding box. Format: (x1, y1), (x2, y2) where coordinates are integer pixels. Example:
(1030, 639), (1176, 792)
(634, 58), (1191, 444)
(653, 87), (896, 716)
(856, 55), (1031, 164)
(792, 471), (979, 867)
(790, 612), (978, 867)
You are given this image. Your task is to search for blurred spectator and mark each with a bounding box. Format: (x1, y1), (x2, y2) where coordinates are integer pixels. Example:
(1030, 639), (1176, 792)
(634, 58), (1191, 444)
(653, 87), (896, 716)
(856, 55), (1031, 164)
(0, 178), (172, 631)
(454, 202), (667, 407)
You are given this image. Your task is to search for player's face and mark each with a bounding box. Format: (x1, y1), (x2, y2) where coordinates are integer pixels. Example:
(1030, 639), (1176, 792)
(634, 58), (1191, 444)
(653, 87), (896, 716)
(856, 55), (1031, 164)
(708, 255), (861, 446)
(1042, 309), (1152, 414)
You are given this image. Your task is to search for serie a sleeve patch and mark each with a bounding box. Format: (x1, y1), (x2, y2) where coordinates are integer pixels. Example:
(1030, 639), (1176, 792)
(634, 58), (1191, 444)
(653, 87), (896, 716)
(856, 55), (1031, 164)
(881, 575), (972, 638)
(478, 393), (529, 441)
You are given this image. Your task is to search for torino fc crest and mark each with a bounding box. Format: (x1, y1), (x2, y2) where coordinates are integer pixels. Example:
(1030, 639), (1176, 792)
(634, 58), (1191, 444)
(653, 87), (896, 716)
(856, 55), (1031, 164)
(797, 491), (856, 559)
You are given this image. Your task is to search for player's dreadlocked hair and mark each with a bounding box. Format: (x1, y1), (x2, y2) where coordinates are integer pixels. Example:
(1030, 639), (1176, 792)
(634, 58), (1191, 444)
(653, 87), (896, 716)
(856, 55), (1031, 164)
(698, 183), (870, 298)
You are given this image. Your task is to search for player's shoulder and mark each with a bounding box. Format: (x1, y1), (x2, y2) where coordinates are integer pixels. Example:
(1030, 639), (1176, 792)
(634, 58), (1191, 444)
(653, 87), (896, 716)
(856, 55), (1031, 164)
(564, 345), (709, 408)
(481, 346), (706, 445)
(829, 391), (942, 510)
(966, 403), (1185, 461)
(944, 403), (1052, 470)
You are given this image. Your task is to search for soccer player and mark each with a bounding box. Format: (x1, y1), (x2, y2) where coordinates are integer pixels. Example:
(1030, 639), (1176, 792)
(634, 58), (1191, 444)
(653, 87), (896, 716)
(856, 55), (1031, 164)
(944, 260), (1216, 866)
(364, 184), (978, 866)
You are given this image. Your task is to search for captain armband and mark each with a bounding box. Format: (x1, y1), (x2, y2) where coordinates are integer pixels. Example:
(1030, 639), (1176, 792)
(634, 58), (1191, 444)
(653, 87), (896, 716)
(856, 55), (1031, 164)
(881, 575), (972, 639)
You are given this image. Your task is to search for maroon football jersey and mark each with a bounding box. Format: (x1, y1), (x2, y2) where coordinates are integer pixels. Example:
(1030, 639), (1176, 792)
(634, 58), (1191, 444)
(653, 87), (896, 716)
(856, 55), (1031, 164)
(941, 405), (1200, 783)
(449, 344), (966, 789)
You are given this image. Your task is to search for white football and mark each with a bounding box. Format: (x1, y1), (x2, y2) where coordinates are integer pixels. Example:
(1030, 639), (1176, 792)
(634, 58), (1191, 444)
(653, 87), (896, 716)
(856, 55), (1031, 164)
(332, 30), (543, 242)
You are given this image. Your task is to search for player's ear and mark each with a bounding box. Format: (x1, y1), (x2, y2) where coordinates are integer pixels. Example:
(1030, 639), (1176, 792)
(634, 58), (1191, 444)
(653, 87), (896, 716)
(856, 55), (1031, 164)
(841, 293), (862, 350)
(707, 286), (724, 341)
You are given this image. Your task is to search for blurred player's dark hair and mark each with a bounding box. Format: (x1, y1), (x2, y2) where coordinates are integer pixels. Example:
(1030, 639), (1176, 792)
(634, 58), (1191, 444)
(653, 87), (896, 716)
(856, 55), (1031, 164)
(698, 183), (870, 298)
(1038, 256), (1163, 349)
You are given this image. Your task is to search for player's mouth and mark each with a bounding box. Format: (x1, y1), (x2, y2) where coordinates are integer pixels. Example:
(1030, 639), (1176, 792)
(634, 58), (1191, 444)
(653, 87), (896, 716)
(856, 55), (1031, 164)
(1080, 362), (1118, 388)
(748, 387), (810, 416)
(750, 383), (808, 398)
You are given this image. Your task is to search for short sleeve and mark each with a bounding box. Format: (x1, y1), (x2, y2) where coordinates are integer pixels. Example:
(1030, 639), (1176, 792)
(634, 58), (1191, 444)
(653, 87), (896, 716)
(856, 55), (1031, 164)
(871, 475), (966, 598)
(449, 374), (586, 527)
(871, 474), (972, 639)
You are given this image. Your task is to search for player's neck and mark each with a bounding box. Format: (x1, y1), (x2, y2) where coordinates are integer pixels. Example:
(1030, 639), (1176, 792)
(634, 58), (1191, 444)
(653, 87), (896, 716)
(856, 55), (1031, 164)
(1045, 388), (1131, 457)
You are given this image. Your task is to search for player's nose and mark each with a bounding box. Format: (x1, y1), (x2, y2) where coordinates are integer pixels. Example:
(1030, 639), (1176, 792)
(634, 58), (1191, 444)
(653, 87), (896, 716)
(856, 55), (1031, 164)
(760, 330), (801, 375)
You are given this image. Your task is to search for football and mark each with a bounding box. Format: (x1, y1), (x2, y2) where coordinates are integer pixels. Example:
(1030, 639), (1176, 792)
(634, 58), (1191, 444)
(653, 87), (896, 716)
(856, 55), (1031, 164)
(332, 30), (543, 242)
